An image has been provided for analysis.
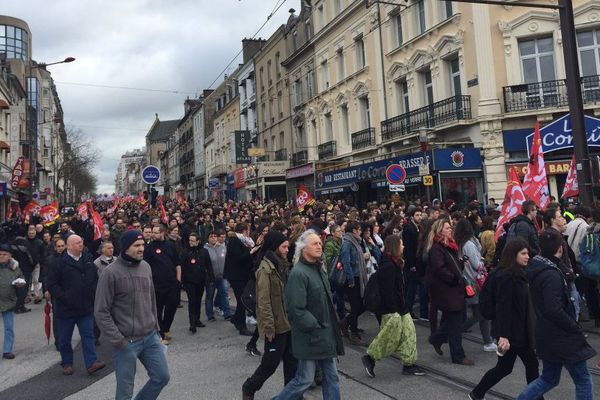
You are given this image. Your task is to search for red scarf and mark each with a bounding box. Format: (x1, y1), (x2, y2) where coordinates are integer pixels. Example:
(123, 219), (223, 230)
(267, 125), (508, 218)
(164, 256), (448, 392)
(434, 235), (459, 252)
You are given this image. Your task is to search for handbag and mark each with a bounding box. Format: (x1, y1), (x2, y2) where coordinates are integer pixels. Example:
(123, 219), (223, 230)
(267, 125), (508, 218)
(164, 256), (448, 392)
(474, 261), (488, 290)
(327, 255), (346, 287)
(447, 249), (475, 298)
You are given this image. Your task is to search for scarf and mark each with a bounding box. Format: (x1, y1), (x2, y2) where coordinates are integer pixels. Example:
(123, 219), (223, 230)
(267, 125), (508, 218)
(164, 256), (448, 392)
(236, 233), (255, 248)
(434, 235), (459, 253)
(121, 253), (141, 266)
(343, 232), (368, 297)
(265, 250), (291, 285)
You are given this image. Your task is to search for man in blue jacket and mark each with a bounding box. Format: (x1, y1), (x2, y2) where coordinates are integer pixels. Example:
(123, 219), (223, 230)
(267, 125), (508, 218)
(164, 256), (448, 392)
(47, 234), (105, 376)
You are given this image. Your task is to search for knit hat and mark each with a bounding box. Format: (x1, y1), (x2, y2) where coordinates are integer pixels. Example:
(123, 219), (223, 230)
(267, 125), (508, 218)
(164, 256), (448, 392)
(120, 230), (144, 252)
(262, 231), (288, 253)
(0, 243), (12, 254)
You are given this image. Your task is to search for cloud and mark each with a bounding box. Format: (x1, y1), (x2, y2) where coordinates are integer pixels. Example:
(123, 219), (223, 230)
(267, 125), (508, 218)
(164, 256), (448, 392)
(2, 0), (297, 193)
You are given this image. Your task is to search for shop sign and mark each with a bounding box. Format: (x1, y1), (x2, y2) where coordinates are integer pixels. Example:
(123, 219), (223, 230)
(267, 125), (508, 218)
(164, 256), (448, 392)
(432, 148), (482, 171)
(259, 161), (289, 178)
(507, 160), (572, 177)
(233, 130), (252, 164)
(526, 114), (600, 156)
(208, 178), (220, 190)
(233, 168), (246, 189)
(423, 175), (434, 186)
(244, 166), (257, 181)
(316, 152), (431, 190)
(226, 174), (234, 185)
(286, 163), (314, 179)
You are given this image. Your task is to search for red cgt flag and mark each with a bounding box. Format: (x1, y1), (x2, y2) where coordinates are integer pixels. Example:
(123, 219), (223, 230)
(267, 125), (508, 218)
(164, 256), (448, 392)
(522, 121), (550, 210)
(159, 197), (168, 225)
(496, 167), (527, 240)
(77, 202), (89, 221)
(88, 203), (104, 241)
(561, 155), (579, 199)
(40, 200), (60, 227)
(296, 184), (315, 212)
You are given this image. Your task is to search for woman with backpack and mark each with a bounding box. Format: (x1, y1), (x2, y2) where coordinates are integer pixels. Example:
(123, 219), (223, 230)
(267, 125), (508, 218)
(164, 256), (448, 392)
(360, 235), (425, 378)
(468, 238), (540, 400)
(454, 218), (497, 353)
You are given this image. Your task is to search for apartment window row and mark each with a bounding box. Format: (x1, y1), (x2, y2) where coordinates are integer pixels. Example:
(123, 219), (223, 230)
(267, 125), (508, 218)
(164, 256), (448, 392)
(390, 1), (454, 50)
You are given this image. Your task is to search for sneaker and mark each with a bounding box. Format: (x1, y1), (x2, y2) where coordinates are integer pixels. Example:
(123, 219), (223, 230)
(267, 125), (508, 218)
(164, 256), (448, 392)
(246, 316), (257, 325)
(361, 354), (375, 378)
(2, 352), (15, 359)
(160, 338), (170, 346)
(246, 344), (261, 356)
(483, 343), (498, 352)
(402, 365), (426, 376)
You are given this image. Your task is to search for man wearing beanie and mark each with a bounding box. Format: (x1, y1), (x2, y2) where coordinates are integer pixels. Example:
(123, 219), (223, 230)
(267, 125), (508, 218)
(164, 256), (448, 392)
(95, 230), (170, 400)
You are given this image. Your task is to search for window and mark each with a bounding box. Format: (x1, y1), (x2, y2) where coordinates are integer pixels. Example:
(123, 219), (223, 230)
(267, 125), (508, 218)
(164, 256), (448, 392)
(321, 60), (329, 90)
(259, 67), (265, 92)
(269, 99), (274, 123)
(449, 58), (461, 96)
(318, 5), (325, 29)
(578, 30), (600, 98)
(261, 103), (266, 126)
(359, 97), (371, 129)
(267, 60), (272, 85)
(422, 70), (434, 105)
(297, 125), (304, 146)
(398, 79), (409, 113)
(324, 113), (333, 142)
(0, 24), (29, 60)
(519, 37), (557, 107)
(442, 1), (453, 20)
(337, 47), (345, 82)
(294, 79), (303, 106)
(275, 52), (281, 78)
(417, 0), (426, 34)
(333, 0), (342, 15)
(306, 70), (315, 98)
(341, 105), (350, 144)
(279, 132), (285, 149)
(277, 91), (283, 117)
(305, 18), (312, 40)
(393, 13), (403, 48)
(355, 35), (366, 70)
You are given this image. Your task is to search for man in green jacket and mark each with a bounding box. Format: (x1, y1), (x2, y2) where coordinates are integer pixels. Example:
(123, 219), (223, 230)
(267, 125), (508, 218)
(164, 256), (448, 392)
(0, 244), (25, 359)
(273, 230), (344, 400)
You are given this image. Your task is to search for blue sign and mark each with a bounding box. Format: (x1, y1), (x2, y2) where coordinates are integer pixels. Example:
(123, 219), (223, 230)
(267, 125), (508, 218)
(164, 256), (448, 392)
(526, 114), (600, 156)
(208, 178), (220, 190)
(316, 152), (431, 191)
(432, 148), (482, 171)
(386, 164), (407, 185)
(141, 165), (161, 185)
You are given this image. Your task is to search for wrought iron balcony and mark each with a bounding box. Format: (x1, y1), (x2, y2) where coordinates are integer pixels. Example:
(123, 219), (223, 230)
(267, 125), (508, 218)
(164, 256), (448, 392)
(274, 148), (288, 161)
(351, 127), (375, 150)
(291, 150), (308, 166)
(503, 75), (600, 112)
(318, 140), (337, 160)
(381, 95), (471, 142)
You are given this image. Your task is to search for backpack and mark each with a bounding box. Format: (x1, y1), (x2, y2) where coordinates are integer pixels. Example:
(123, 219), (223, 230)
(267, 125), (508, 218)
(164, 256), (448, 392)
(579, 232), (600, 280)
(478, 268), (498, 320)
(363, 271), (381, 314)
(241, 280), (257, 315)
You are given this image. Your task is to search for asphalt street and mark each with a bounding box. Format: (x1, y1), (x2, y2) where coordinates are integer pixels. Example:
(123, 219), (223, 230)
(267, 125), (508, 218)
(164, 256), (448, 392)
(1, 293), (599, 399)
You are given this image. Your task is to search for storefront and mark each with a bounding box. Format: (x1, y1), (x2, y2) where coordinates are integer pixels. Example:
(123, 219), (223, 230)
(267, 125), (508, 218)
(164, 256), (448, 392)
(432, 148), (484, 209)
(285, 163), (315, 203)
(245, 161), (288, 201)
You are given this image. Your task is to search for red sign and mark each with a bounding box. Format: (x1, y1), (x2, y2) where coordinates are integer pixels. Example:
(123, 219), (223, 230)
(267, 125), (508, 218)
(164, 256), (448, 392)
(10, 156), (25, 189)
(233, 167), (246, 189)
(385, 164), (406, 185)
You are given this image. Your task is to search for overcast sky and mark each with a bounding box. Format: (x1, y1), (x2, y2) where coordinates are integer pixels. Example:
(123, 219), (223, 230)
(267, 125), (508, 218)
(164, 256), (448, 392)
(2, 0), (298, 194)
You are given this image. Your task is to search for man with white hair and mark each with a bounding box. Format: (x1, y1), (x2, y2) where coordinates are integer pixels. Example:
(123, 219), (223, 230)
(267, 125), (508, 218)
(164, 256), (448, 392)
(48, 234), (105, 376)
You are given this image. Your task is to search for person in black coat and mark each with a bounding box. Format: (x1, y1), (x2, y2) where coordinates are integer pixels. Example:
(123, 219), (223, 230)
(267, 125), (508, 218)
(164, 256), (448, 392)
(402, 207), (427, 319)
(517, 229), (596, 400)
(223, 223), (254, 336)
(506, 200), (540, 257)
(10, 228), (37, 313)
(470, 238), (539, 400)
(47, 235), (105, 375)
(181, 232), (213, 333)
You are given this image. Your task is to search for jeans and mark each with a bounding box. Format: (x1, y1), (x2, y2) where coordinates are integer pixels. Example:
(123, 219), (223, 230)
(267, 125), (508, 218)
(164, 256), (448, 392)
(184, 281), (205, 327)
(429, 309), (466, 363)
(472, 346), (540, 399)
(112, 331), (170, 400)
(273, 358), (340, 400)
(154, 287), (179, 337)
(229, 280), (248, 331)
(2, 311), (14, 353)
(462, 303), (493, 345)
(58, 313), (98, 368)
(570, 283), (582, 321)
(243, 331), (296, 395)
(205, 278), (230, 319)
(517, 359), (593, 400)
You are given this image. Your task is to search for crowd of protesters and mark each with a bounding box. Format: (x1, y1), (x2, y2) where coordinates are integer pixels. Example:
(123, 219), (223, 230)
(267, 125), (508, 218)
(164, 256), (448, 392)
(0, 195), (598, 399)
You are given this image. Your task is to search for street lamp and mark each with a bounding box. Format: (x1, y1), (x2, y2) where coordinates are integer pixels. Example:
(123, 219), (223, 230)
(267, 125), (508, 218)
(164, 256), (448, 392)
(35, 57), (76, 69)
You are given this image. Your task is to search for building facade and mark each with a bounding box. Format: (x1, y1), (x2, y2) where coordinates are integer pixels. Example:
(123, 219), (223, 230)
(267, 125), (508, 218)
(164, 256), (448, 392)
(192, 90), (215, 200)
(114, 148), (146, 195)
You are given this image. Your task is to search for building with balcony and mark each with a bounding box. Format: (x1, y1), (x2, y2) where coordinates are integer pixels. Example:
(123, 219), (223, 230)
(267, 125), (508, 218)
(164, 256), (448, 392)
(144, 114), (179, 171)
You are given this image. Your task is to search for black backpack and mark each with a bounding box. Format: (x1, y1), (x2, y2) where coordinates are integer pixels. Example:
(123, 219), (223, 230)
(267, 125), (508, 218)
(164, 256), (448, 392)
(363, 271), (381, 313)
(479, 268), (498, 320)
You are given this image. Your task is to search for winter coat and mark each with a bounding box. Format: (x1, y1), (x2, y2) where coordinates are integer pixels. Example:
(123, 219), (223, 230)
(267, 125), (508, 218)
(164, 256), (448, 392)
(256, 251), (290, 338)
(526, 255), (596, 363)
(181, 246), (213, 285)
(323, 236), (341, 270)
(402, 221), (420, 271)
(93, 255), (115, 276)
(223, 233), (254, 282)
(47, 251), (99, 319)
(204, 242), (226, 279)
(285, 256), (344, 360)
(0, 259), (23, 312)
(460, 237), (483, 304)
(493, 268), (535, 349)
(10, 237), (36, 275)
(425, 242), (465, 312)
(377, 255), (408, 315)
(340, 233), (368, 295)
(507, 215), (540, 257)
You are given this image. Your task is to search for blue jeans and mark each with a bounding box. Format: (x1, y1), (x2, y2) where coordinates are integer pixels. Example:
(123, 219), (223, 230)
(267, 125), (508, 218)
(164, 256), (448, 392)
(112, 331), (170, 400)
(273, 358), (340, 400)
(2, 311), (14, 353)
(570, 283), (582, 321)
(517, 359), (593, 400)
(205, 278), (230, 319)
(58, 314), (97, 368)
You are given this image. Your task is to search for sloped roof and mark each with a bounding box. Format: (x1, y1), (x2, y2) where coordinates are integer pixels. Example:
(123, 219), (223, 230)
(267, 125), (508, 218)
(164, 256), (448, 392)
(146, 119), (180, 142)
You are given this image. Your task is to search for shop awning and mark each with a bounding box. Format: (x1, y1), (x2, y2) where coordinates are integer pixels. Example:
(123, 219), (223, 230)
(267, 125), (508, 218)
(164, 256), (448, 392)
(0, 141), (10, 150)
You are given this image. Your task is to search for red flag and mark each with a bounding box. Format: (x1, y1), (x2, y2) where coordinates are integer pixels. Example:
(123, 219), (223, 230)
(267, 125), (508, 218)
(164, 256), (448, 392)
(23, 201), (41, 221)
(176, 192), (188, 211)
(159, 197), (168, 225)
(296, 184), (316, 212)
(40, 201), (60, 227)
(89, 203), (104, 241)
(522, 121), (550, 210)
(77, 202), (89, 221)
(496, 167), (527, 240)
(561, 155), (579, 199)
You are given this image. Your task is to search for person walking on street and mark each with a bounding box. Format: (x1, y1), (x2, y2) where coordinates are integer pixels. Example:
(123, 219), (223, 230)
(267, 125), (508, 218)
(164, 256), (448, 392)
(47, 234), (105, 375)
(0, 244), (25, 359)
(506, 200), (540, 257)
(323, 224), (344, 320)
(10, 228), (36, 314)
(403, 207), (428, 320)
(242, 231), (297, 400)
(143, 224), (182, 345)
(204, 230), (230, 321)
(95, 230), (170, 400)
(181, 232), (213, 333)
(361, 235), (425, 378)
(469, 238), (540, 400)
(273, 230), (344, 400)
(517, 229), (596, 400)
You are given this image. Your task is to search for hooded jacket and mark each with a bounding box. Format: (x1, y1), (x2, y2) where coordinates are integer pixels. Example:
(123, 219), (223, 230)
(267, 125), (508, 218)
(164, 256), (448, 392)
(204, 242), (226, 279)
(526, 255), (596, 363)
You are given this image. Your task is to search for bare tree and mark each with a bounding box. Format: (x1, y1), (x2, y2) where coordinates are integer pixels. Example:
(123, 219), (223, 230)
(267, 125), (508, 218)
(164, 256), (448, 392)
(56, 127), (101, 198)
